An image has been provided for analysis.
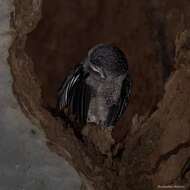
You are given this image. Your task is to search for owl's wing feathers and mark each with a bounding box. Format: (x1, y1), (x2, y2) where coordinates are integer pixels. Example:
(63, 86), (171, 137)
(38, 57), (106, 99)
(107, 72), (132, 126)
(57, 64), (91, 124)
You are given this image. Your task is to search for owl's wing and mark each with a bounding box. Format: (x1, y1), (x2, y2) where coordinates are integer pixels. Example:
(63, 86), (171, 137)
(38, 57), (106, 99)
(106, 72), (132, 126)
(57, 64), (91, 124)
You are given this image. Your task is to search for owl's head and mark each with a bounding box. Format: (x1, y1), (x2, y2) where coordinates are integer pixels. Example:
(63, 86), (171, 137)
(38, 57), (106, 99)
(87, 43), (128, 79)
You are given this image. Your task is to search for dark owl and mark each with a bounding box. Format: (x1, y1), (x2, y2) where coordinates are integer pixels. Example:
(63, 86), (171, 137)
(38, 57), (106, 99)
(57, 43), (132, 130)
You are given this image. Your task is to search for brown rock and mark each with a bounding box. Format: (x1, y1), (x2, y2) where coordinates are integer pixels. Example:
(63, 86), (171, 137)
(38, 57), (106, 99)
(9, 0), (190, 189)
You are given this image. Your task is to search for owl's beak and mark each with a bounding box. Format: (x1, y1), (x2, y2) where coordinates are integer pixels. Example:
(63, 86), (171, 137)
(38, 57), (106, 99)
(89, 62), (106, 79)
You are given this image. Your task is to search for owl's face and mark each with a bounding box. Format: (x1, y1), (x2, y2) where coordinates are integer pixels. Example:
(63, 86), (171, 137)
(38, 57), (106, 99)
(88, 43), (128, 79)
(88, 60), (107, 79)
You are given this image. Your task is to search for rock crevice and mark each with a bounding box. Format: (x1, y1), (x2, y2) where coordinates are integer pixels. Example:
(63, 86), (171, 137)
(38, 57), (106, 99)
(9, 0), (190, 189)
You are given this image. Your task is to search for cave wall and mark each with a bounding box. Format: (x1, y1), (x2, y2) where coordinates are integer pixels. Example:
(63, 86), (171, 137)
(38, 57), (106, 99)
(25, 0), (168, 141)
(9, 0), (190, 189)
(0, 0), (81, 190)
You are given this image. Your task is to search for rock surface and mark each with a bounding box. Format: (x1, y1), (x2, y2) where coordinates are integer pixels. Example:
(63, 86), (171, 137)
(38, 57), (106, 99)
(0, 0), (82, 189)
(8, 0), (190, 189)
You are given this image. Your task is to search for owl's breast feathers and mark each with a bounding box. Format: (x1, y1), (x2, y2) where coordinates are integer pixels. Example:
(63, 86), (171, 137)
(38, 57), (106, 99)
(106, 72), (132, 126)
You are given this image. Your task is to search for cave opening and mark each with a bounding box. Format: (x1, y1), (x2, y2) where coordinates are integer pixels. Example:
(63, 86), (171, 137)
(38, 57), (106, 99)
(10, 0), (190, 188)
(25, 0), (165, 141)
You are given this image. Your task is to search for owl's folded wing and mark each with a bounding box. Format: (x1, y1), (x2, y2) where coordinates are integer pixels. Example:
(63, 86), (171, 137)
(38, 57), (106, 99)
(106, 72), (132, 126)
(57, 64), (91, 124)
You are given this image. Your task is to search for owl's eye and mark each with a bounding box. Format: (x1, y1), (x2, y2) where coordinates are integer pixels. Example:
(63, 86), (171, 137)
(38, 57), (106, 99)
(89, 63), (100, 73)
(93, 55), (104, 66)
(89, 63), (106, 79)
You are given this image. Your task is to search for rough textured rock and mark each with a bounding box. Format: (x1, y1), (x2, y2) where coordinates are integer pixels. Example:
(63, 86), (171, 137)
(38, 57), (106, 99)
(0, 0), (81, 190)
(8, 0), (190, 189)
